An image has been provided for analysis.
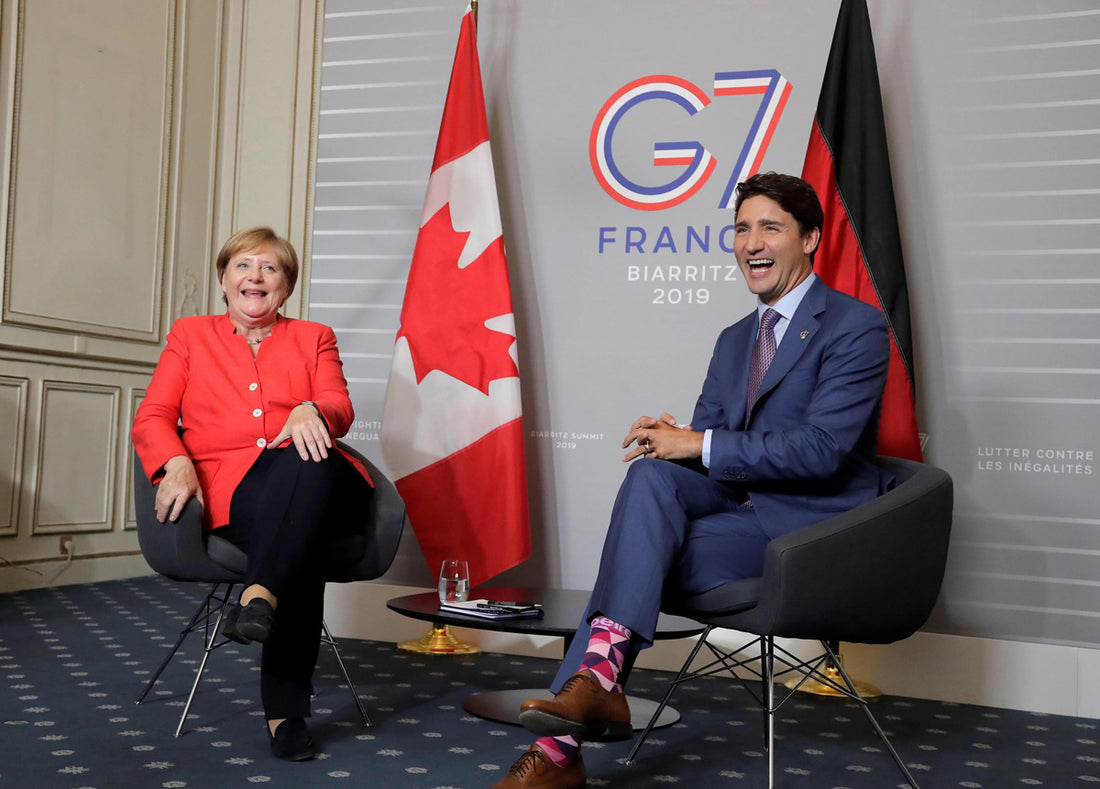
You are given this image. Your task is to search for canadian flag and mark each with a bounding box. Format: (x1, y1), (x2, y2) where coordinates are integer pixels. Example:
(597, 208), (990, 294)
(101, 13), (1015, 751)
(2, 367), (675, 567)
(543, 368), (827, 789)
(380, 4), (530, 587)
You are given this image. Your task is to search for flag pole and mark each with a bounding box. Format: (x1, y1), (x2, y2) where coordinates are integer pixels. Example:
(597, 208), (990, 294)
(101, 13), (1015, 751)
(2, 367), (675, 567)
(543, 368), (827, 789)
(471, 0), (478, 28)
(790, 0), (902, 700)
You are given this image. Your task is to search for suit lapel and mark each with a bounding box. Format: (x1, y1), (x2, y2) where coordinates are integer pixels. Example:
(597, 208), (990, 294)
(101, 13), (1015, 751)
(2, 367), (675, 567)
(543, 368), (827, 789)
(748, 278), (827, 419)
(729, 314), (757, 430)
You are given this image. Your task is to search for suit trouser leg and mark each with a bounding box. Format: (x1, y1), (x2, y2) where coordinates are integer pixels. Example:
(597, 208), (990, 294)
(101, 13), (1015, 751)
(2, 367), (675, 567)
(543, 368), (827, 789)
(551, 458), (768, 692)
(260, 576), (325, 719)
(227, 449), (346, 599)
(222, 448), (372, 719)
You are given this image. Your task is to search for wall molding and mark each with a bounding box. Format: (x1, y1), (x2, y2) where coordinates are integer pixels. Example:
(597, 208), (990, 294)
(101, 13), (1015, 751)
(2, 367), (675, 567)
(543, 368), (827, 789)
(0, 374), (28, 536)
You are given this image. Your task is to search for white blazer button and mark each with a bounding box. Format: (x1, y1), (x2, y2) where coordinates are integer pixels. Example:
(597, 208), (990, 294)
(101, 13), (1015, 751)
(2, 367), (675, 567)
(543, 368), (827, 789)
(256, 438), (267, 447)
(249, 382), (258, 391)
(252, 408), (263, 417)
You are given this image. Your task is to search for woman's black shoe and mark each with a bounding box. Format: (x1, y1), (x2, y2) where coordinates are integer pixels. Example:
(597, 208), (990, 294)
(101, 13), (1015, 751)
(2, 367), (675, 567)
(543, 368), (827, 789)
(270, 718), (314, 761)
(221, 602), (252, 645)
(235, 598), (276, 643)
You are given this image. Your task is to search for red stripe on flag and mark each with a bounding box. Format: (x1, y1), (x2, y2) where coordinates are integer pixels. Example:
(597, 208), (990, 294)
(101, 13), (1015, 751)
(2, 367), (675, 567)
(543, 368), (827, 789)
(395, 419), (530, 587)
(803, 123), (876, 303)
(804, 122), (922, 461)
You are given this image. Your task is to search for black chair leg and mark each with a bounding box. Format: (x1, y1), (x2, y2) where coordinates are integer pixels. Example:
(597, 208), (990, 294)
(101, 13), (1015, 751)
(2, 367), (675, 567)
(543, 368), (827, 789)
(627, 633), (920, 789)
(136, 582), (234, 708)
(760, 637), (770, 751)
(175, 583), (236, 737)
(132, 581), (238, 736)
(821, 641), (921, 789)
(139, 584), (375, 736)
(763, 637), (776, 788)
(137, 584), (215, 705)
(321, 619), (371, 727)
(625, 626), (715, 764)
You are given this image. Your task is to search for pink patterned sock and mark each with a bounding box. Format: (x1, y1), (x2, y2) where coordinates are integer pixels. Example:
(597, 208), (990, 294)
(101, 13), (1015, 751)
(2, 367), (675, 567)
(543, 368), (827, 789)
(536, 735), (581, 767)
(578, 615), (632, 693)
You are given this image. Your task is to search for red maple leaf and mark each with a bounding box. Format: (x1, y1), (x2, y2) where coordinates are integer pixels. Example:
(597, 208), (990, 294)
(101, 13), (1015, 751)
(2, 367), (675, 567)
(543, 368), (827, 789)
(397, 203), (519, 395)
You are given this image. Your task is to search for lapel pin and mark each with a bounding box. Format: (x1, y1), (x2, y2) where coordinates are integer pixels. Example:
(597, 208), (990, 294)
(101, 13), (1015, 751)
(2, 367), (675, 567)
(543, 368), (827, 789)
(800, 330), (809, 340)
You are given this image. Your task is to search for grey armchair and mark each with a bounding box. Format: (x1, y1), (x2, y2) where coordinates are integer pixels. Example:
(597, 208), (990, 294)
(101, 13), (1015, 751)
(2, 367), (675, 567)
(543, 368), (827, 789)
(626, 456), (954, 789)
(133, 442), (407, 736)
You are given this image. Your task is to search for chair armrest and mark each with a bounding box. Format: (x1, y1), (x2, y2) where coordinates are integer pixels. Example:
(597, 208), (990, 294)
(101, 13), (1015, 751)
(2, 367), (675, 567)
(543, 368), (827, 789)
(132, 450), (241, 583)
(734, 460), (953, 643)
(324, 444), (408, 583)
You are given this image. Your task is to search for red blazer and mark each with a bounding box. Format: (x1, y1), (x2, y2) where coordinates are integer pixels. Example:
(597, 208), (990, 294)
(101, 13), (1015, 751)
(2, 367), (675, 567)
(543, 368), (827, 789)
(132, 313), (371, 531)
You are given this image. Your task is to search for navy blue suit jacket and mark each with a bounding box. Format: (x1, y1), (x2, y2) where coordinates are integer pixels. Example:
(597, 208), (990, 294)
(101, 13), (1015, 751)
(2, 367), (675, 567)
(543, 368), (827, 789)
(691, 277), (890, 539)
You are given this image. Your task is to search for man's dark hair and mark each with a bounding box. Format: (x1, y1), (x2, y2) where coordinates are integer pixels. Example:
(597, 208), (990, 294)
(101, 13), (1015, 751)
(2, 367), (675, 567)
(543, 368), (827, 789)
(734, 172), (825, 238)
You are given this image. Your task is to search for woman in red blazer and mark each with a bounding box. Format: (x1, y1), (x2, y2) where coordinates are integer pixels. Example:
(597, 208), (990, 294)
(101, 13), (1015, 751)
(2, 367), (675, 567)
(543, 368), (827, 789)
(132, 226), (373, 761)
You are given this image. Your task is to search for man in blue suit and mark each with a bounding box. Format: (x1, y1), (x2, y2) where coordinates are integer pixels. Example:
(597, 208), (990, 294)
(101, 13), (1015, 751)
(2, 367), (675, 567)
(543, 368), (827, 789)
(492, 173), (891, 789)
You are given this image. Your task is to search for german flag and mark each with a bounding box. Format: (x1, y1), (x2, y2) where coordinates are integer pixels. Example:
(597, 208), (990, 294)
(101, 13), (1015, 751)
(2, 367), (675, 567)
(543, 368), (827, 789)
(801, 0), (922, 461)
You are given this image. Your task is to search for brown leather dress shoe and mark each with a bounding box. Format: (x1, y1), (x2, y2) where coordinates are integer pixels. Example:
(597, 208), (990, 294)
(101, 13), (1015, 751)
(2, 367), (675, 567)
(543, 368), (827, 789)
(518, 671), (632, 742)
(490, 745), (586, 789)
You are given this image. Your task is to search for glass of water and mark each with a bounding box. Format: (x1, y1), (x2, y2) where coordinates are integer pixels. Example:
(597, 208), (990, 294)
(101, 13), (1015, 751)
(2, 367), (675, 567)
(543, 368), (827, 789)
(438, 559), (470, 604)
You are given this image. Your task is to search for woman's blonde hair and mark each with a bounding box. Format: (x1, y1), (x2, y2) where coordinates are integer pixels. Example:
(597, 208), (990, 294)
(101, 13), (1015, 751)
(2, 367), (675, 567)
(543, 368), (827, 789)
(215, 226), (299, 299)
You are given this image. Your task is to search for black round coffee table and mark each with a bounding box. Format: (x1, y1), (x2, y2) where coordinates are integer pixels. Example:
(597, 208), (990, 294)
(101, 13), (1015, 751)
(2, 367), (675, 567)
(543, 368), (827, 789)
(386, 586), (704, 729)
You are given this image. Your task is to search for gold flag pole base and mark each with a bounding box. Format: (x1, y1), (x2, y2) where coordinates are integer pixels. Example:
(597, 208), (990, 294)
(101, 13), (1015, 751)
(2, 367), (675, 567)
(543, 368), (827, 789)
(398, 623), (481, 655)
(786, 641), (882, 698)
(787, 663), (882, 699)
(788, 642), (882, 699)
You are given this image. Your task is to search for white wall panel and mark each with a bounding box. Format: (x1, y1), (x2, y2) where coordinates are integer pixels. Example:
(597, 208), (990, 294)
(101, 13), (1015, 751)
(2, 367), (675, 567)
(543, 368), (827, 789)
(0, 376), (28, 535)
(3, 0), (175, 340)
(34, 382), (118, 532)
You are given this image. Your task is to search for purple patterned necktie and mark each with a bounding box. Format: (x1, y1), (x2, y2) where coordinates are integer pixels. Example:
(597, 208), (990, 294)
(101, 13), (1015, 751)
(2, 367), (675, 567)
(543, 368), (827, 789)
(746, 308), (780, 417)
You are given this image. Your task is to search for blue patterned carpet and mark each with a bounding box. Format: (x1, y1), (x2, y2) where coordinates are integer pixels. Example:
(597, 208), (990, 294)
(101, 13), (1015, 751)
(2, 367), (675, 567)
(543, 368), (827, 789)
(1, 575), (1098, 788)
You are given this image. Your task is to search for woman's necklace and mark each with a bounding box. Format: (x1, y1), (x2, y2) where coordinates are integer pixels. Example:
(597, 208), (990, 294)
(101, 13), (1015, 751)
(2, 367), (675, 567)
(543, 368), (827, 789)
(245, 332), (272, 346)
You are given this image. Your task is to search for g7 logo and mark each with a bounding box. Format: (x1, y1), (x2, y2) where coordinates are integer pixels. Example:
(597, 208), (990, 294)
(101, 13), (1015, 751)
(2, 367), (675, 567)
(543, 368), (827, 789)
(589, 71), (792, 211)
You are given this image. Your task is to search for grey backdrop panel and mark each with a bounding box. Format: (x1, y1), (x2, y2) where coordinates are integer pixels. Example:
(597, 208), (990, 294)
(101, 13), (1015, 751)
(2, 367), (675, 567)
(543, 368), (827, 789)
(312, 0), (1100, 649)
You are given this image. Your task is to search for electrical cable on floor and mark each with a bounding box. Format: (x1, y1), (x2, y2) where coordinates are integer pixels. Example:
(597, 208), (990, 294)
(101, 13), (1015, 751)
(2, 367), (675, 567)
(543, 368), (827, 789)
(0, 543), (74, 584)
(0, 552), (44, 576)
